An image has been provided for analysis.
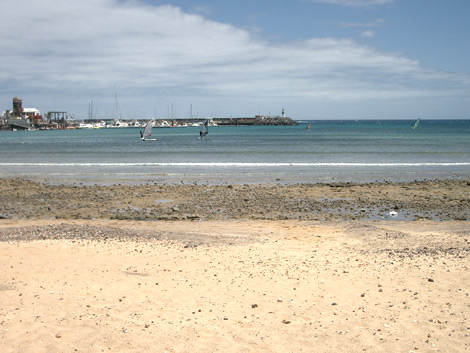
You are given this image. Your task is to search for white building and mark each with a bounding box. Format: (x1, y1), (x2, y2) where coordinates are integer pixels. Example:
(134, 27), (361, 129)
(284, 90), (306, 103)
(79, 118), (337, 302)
(22, 108), (41, 119)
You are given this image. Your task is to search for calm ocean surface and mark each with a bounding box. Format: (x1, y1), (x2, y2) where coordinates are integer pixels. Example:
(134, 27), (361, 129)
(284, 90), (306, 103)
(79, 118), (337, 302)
(1, 120), (469, 184)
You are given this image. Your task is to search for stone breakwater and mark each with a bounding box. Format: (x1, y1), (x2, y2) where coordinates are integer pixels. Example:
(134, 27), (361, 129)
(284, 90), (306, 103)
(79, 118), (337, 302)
(214, 116), (298, 126)
(0, 178), (469, 221)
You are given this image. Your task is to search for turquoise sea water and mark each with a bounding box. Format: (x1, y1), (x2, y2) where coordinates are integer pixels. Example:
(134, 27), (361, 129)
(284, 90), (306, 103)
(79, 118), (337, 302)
(1, 120), (469, 184)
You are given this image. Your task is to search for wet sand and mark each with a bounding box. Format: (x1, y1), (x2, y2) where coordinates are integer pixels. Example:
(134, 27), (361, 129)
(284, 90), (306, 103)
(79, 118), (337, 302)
(0, 178), (469, 352)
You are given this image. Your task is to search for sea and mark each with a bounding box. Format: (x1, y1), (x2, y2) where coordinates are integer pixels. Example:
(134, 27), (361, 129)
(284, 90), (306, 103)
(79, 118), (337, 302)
(1, 120), (469, 185)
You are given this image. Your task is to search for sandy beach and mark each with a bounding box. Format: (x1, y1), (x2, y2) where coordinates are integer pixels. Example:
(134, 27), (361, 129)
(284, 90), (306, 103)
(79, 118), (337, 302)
(1, 178), (469, 352)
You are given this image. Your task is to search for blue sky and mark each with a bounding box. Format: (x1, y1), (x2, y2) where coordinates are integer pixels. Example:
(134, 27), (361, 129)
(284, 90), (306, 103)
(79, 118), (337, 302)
(1, 0), (469, 120)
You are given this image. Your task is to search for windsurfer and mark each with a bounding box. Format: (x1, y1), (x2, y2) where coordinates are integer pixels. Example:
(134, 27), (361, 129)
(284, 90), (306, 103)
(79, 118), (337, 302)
(200, 119), (209, 139)
(140, 120), (155, 140)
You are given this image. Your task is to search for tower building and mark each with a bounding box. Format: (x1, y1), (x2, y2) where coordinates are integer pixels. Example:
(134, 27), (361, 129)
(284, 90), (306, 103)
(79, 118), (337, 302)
(13, 97), (23, 117)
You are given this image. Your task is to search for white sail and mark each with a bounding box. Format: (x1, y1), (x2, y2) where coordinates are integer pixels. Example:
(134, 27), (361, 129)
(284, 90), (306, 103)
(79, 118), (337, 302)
(411, 118), (420, 129)
(141, 120), (154, 140)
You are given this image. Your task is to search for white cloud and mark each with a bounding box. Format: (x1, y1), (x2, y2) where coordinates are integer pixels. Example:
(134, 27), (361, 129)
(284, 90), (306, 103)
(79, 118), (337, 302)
(361, 30), (375, 37)
(0, 0), (468, 119)
(342, 19), (385, 28)
(190, 5), (212, 16)
(309, 0), (393, 7)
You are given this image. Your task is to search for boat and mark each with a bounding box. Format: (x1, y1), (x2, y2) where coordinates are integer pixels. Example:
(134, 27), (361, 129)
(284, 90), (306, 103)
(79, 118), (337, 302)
(156, 120), (171, 128)
(208, 119), (218, 127)
(140, 120), (156, 141)
(411, 118), (420, 129)
(199, 119), (209, 139)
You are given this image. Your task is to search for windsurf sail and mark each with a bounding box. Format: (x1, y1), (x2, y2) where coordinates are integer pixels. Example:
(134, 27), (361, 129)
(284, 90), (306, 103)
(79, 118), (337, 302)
(411, 118), (420, 129)
(141, 120), (154, 140)
(306, 122), (311, 131)
(200, 119), (209, 139)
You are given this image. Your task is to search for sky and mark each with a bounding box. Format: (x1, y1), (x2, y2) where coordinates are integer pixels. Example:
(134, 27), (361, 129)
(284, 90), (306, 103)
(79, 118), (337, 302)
(1, 0), (469, 120)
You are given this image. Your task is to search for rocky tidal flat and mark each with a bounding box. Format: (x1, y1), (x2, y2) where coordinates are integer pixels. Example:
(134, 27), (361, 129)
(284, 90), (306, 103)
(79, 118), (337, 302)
(0, 178), (469, 221)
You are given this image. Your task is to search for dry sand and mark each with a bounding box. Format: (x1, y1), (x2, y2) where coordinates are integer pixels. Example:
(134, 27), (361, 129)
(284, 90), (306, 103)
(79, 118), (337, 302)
(1, 219), (469, 353)
(0, 178), (469, 352)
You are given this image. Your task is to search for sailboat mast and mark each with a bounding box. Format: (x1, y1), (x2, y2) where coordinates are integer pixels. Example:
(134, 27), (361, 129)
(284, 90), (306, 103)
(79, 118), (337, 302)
(114, 83), (119, 120)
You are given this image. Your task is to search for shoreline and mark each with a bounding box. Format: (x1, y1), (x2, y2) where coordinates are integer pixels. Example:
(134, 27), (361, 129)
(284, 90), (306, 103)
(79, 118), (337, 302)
(1, 164), (469, 187)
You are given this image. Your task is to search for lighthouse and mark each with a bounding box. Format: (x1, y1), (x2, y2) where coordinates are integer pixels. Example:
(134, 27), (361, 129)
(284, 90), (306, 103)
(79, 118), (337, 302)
(281, 109), (285, 118)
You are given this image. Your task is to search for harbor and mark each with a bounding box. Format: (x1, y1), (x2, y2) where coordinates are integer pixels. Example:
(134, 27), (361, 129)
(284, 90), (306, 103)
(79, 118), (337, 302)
(1, 97), (297, 130)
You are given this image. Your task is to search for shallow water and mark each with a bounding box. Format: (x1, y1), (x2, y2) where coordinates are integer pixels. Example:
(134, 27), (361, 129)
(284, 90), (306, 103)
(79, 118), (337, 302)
(1, 120), (469, 184)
